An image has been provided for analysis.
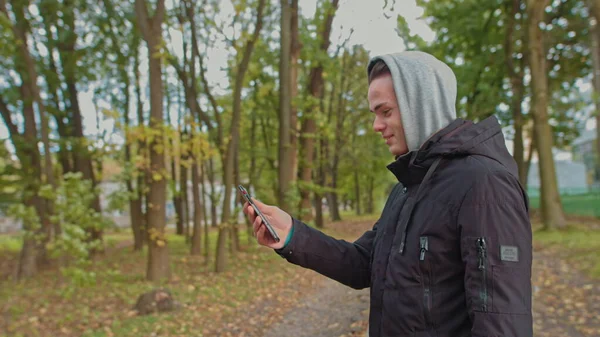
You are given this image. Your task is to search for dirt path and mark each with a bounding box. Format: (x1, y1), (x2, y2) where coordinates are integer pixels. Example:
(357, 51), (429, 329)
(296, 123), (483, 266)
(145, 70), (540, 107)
(532, 248), (600, 337)
(262, 278), (369, 337)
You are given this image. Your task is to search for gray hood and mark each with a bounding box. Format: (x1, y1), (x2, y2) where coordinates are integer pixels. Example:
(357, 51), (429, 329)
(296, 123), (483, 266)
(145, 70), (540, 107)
(367, 51), (458, 151)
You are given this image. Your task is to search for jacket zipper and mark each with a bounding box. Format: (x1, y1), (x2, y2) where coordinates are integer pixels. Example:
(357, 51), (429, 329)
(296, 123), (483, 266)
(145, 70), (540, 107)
(476, 237), (488, 312)
(420, 236), (433, 327)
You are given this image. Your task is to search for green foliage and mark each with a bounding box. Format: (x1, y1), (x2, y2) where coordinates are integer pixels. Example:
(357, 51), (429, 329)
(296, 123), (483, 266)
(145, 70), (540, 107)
(401, 0), (592, 149)
(0, 233), (23, 252)
(0, 141), (21, 211)
(40, 172), (114, 287)
(6, 203), (42, 238)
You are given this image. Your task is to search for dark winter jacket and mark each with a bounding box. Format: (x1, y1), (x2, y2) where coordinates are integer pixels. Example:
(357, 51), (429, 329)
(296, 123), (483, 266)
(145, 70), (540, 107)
(276, 116), (533, 337)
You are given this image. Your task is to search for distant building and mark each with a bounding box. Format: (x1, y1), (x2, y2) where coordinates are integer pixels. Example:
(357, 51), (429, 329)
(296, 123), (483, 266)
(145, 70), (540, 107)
(527, 160), (588, 197)
(571, 128), (599, 188)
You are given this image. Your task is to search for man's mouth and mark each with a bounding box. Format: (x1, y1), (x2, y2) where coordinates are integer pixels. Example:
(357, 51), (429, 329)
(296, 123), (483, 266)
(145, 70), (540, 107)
(384, 135), (393, 145)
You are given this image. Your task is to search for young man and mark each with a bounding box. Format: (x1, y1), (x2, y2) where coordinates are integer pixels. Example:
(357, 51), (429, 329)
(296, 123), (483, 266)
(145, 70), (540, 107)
(244, 51), (533, 337)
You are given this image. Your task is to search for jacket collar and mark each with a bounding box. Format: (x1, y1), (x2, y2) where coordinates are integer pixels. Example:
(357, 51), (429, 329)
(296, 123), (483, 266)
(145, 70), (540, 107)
(386, 118), (470, 185)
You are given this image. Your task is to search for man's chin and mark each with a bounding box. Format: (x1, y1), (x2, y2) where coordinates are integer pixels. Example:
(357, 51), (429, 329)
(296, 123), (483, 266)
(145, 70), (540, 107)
(389, 146), (408, 157)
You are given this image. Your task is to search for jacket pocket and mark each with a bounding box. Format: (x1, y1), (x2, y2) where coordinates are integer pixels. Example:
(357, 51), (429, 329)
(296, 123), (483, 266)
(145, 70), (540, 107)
(462, 236), (491, 313)
(419, 236), (433, 327)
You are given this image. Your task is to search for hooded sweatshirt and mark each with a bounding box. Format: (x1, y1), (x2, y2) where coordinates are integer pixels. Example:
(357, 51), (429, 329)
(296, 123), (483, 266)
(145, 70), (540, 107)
(367, 51), (458, 152)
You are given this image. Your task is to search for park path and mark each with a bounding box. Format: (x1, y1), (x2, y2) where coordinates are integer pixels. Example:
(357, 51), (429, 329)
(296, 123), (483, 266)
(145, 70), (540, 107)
(261, 277), (369, 337)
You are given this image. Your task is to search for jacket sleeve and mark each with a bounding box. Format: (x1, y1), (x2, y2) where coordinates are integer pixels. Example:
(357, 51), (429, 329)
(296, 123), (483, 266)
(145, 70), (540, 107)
(275, 217), (377, 289)
(458, 170), (533, 337)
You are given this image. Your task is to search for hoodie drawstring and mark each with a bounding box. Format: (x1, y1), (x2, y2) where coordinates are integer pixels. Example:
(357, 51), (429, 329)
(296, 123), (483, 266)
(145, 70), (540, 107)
(398, 157), (443, 254)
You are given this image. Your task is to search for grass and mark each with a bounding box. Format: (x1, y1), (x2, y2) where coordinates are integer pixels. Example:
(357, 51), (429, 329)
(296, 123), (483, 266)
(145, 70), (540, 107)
(0, 226), (306, 337)
(0, 216), (376, 337)
(0, 233), (22, 252)
(534, 225), (600, 279)
(529, 193), (600, 218)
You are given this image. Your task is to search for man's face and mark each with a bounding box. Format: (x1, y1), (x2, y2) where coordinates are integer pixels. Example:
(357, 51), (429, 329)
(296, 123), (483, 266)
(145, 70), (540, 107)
(368, 73), (408, 156)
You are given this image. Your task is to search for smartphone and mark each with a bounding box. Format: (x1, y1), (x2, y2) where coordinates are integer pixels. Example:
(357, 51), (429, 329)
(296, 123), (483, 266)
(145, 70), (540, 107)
(238, 185), (280, 243)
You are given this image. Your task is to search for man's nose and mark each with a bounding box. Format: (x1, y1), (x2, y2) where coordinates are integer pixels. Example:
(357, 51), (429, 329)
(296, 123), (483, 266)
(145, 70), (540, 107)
(373, 115), (385, 132)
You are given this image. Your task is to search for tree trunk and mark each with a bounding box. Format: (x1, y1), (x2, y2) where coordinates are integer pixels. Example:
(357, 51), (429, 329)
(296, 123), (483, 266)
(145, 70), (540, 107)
(524, 136), (536, 193)
(278, 0), (293, 212)
(0, 0), (48, 279)
(128, 198), (143, 251)
(290, 0), (300, 184)
(191, 162), (203, 255)
(135, 0), (170, 282)
(248, 108), (258, 245)
(315, 137), (325, 228)
(506, 0), (528, 185)
(329, 51), (349, 222)
(590, 1), (600, 182)
(298, 0), (340, 220)
(230, 150), (241, 253)
(216, 0), (266, 273)
(172, 142), (184, 235)
(200, 161), (210, 261)
(354, 169), (361, 216)
(527, 0), (566, 229)
(208, 158), (218, 227)
(214, 226), (229, 272)
(174, 194), (183, 235)
(181, 161), (190, 243)
(134, 41), (147, 249)
(366, 175), (375, 214)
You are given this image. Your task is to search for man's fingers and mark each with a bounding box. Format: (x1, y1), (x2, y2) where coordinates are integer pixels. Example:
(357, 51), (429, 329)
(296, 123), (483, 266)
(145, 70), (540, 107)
(253, 215), (262, 234)
(256, 226), (267, 241)
(242, 202), (250, 215)
(245, 204), (256, 219)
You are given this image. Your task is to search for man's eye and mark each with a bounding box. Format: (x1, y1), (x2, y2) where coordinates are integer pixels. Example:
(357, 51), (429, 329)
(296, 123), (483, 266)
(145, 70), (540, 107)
(384, 109), (392, 115)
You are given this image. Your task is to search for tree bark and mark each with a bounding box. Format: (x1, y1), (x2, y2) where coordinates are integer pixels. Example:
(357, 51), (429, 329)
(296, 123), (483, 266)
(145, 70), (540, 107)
(191, 162), (203, 255)
(290, 0), (300, 184)
(315, 138), (325, 228)
(120, 38), (144, 252)
(590, 0), (600, 182)
(216, 0), (266, 273)
(527, 0), (566, 229)
(505, 0), (528, 185)
(135, 0), (171, 282)
(278, 0), (293, 212)
(180, 160), (189, 242)
(208, 158), (218, 227)
(200, 161), (210, 261)
(133, 42), (147, 249)
(0, 0), (49, 279)
(329, 50), (350, 222)
(298, 0), (340, 220)
(354, 168), (361, 216)
(366, 175), (375, 214)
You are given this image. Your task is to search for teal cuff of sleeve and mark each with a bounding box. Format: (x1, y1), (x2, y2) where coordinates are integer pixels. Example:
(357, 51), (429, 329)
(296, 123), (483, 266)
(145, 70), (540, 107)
(283, 223), (295, 247)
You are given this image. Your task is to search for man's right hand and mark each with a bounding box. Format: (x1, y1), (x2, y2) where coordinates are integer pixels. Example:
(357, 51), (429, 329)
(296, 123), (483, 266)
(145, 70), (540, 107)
(243, 198), (293, 250)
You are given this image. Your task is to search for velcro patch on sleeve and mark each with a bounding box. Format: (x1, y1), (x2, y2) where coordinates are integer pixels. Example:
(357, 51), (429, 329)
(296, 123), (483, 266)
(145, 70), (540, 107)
(500, 245), (519, 262)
